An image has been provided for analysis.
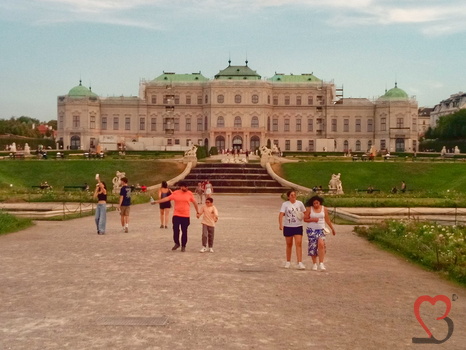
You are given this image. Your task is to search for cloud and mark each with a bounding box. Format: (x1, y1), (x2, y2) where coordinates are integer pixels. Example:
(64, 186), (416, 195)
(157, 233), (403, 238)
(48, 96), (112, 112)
(3, 0), (466, 35)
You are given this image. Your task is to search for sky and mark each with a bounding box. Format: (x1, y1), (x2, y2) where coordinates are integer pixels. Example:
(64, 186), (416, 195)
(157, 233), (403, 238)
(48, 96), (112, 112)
(1, 0), (465, 122)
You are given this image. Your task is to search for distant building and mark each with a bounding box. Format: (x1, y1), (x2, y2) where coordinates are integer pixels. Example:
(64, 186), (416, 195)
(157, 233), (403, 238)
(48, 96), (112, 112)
(57, 62), (419, 153)
(430, 91), (466, 126)
(418, 107), (433, 137)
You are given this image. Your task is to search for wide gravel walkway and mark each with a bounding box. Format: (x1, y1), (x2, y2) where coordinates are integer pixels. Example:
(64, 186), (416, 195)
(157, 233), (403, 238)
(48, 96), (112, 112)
(0, 194), (464, 349)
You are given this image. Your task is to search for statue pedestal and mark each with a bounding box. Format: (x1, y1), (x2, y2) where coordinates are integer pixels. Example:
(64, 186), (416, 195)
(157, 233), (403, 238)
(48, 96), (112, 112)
(183, 156), (197, 166)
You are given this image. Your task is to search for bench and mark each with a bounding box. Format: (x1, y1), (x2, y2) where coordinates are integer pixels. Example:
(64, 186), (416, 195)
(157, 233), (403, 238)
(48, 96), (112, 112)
(10, 153), (25, 159)
(356, 189), (381, 193)
(64, 185), (88, 191)
(32, 185), (52, 190)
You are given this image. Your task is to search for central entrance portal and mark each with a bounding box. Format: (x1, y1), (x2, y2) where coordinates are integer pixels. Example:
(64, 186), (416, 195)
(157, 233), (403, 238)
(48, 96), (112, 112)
(232, 135), (243, 150)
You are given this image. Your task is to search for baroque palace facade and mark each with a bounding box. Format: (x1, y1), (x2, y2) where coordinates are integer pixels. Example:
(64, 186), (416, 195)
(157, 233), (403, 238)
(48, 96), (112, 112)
(57, 62), (419, 153)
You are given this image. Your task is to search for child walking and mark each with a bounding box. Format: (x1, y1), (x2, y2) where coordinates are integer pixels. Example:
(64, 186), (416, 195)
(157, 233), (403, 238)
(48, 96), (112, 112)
(119, 177), (131, 232)
(196, 197), (219, 253)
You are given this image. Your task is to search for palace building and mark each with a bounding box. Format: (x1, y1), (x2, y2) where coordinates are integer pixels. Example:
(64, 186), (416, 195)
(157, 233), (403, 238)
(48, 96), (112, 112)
(57, 61), (419, 153)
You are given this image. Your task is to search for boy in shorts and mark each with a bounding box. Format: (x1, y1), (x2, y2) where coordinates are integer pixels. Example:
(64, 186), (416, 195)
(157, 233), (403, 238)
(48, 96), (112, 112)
(119, 177), (131, 232)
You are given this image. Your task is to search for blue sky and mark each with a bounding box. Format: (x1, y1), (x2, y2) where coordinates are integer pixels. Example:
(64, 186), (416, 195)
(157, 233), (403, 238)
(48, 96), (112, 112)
(1, 0), (465, 122)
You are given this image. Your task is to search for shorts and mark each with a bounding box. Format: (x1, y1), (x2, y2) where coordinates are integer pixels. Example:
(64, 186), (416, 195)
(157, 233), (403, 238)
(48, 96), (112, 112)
(120, 206), (130, 216)
(283, 226), (303, 237)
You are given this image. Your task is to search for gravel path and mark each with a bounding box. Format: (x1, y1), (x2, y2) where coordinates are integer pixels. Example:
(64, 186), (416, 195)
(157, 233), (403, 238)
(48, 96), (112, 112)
(0, 194), (464, 349)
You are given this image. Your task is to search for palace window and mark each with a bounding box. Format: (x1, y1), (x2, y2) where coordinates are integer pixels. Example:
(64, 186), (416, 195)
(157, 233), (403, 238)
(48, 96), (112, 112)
(234, 116), (242, 128)
(185, 117), (191, 131)
(367, 119), (373, 132)
(217, 116), (225, 128)
(344, 119), (349, 132)
(251, 116), (259, 128)
(381, 118), (386, 131)
(307, 119), (313, 132)
(284, 119), (290, 132)
(90, 116), (95, 129)
(101, 117), (107, 130)
(217, 95), (224, 103)
(273, 119), (278, 132)
(139, 117), (145, 131)
(355, 119), (361, 132)
(252, 94), (259, 104)
(125, 117), (131, 130)
(113, 117), (119, 130)
(151, 117), (156, 131)
(73, 115), (80, 128)
(235, 94), (242, 103)
(296, 119), (301, 132)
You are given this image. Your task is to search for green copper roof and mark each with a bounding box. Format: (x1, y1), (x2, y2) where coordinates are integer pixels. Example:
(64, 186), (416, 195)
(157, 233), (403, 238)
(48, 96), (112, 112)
(380, 83), (409, 100)
(269, 73), (321, 82)
(153, 72), (208, 82)
(68, 81), (98, 98)
(214, 62), (261, 80)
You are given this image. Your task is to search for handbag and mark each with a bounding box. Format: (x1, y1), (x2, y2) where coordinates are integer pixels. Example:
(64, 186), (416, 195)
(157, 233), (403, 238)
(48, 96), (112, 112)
(323, 226), (331, 235)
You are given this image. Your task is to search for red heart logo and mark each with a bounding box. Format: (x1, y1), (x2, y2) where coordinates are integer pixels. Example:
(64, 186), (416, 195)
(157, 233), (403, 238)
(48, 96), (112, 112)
(413, 295), (451, 338)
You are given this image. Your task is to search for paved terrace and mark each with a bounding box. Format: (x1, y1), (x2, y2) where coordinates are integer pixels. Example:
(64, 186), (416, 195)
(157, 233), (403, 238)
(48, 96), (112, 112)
(0, 194), (465, 350)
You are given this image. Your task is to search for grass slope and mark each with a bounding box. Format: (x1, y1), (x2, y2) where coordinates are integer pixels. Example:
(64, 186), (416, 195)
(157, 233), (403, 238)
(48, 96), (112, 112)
(282, 162), (466, 194)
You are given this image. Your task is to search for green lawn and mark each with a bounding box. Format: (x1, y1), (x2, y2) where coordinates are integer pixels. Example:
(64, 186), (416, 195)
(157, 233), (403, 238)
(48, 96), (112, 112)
(280, 161), (466, 207)
(0, 159), (185, 191)
(282, 161), (466, 194)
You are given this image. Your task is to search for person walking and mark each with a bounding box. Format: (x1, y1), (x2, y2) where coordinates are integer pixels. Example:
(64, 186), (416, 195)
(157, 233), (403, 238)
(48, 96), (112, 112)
(155, 181), (172, 228)
(195, 182), (204, 204)
(119, 177), (131, 233)
(279, 190), (306, 269)
(197, 197), (219, 253)
(155, 181), (199, 252)
(304, 195), (336, 271)
(204, 180), (213, 199)
(93, 176), (107, 235)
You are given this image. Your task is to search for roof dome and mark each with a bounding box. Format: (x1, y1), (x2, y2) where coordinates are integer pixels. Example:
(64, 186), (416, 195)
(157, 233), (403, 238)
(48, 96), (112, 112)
(214, 61), (261, 80)
(380, 83), (408, 100)
(68, 80), (98, 98)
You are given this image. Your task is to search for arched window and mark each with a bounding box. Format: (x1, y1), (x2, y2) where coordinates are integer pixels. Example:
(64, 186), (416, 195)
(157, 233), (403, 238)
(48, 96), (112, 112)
(250, 136), (260, 151)
(251, 116), (259, 128)
(343, 140), (349, 152)
(355, 140), (361, 151)
(217, 116), (225, 128)
(70, 135), (81, 150)
(234, 116), (242, 128)
(267, 117), (271, 131)
(215, 136), (225, 151)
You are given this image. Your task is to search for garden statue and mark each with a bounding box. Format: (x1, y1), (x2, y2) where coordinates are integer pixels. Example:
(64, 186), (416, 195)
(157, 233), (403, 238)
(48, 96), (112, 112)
(24, 143), (31, 155)
(184, 145), (197, 157)
(112, 170), (126, 194)
(10, 142), (17, 153)
(454, 146), (460, 154)
(441, 146), (446, 156)
(328, 173), (344, 194)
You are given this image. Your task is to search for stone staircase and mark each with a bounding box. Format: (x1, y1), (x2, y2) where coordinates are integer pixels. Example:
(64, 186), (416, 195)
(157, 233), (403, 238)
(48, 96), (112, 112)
(183, 163), (289, 193)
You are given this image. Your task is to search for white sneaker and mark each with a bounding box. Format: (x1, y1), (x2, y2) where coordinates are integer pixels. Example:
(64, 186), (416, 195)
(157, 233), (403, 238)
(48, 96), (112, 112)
(312, 264), (318, 271)
(298, 262), (306, 270)
(284, 261), (291, 269)
(200, 247), (207, 253)
(319, 263), (326, 271)
(209, 248), (214, 253)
